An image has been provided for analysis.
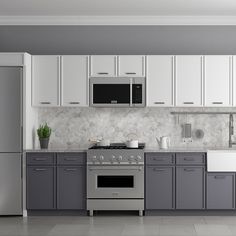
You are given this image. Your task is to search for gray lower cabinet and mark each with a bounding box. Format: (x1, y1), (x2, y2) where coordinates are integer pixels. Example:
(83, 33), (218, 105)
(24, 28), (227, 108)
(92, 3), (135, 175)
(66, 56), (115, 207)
(27, 166), (56, 210)
(146, 166), (174, 209)
(57, 166), (86, 209)
(27, 152), (86, 211)
(176, 166), (205, 209)
(207, 173), (235, 209)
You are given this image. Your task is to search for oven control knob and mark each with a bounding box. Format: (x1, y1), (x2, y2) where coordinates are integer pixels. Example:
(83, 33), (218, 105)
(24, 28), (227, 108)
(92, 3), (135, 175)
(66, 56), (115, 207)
(110, 155), (116, 163)
(117, 155), (123, 162)
(99, 155), (104, 162)
(135, 155), (142, 162)
(128, 155), (134, 163)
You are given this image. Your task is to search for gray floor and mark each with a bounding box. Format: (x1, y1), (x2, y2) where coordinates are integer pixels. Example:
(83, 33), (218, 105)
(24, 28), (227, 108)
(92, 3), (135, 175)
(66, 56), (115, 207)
(2, 214), (236, 236)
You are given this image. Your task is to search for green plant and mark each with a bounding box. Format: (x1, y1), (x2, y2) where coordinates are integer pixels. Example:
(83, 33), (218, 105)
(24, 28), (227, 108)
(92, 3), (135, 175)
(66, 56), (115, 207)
(37, 123), (51, 139)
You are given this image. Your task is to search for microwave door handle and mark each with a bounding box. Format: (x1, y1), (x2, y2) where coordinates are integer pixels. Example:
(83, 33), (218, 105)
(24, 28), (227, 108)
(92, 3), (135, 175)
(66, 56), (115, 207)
(130, 78), (133, 107)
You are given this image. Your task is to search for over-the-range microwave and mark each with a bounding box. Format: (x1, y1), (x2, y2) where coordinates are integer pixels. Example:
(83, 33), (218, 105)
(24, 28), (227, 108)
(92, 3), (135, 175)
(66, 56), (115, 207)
(89, 77), (146, 107)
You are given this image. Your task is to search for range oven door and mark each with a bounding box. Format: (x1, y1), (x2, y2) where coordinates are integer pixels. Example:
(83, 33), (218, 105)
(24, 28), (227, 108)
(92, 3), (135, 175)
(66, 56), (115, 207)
(87, 165), (144, 199)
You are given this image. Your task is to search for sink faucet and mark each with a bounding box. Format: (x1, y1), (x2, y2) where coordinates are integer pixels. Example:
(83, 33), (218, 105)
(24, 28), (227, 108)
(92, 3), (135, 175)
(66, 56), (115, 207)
(229, 113), (236, 147)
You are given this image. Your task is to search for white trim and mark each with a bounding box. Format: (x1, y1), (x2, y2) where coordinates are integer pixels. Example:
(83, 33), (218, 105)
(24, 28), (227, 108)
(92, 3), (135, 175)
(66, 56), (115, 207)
(2, 15), (236, 25)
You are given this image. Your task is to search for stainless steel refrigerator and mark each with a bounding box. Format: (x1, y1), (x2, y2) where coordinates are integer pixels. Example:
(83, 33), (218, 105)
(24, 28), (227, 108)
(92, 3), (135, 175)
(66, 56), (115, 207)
(0, 67), (22, 215)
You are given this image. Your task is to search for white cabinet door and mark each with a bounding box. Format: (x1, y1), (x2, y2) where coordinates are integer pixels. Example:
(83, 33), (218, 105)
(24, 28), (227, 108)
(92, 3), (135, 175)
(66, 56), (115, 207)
(61, 56), (88, 107)
(147, 55), (174, 107)
(175, 56), (203, 106)
(90, 55), (116, 77)
(232, 56), (236, 106)
(32, 55), (60, 107)
(204, 56), (232, 106)
(118, 55), (145, 77)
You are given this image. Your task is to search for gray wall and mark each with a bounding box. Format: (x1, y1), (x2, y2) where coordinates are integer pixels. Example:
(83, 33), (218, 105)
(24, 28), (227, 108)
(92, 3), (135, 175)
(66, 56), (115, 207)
(1, 26), (236, 54)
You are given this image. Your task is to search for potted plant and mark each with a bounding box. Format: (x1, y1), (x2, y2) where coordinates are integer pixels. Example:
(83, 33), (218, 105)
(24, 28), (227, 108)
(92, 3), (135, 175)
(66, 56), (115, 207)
(37, 123), (52, 149)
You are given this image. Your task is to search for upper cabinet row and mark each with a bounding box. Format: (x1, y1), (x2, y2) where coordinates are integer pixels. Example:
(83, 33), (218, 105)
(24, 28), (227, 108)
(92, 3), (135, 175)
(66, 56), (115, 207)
(148, 55), (232, 107)
(32, 55), (145, 106)
(32, 55), (234, 107)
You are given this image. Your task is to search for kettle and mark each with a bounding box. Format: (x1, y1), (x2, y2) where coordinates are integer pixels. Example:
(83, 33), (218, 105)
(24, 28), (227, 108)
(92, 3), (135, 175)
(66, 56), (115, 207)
(156, 136), (170, 149)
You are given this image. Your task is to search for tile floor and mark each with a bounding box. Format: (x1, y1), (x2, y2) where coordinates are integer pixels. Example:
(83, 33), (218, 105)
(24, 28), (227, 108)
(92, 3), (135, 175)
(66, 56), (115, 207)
(1, 214), (236, 236)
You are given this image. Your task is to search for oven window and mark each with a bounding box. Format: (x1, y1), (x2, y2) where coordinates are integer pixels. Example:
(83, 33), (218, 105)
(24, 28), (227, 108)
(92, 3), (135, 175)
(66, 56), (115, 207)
(97, 176), (134, 188)
(93, 84), (130, 104)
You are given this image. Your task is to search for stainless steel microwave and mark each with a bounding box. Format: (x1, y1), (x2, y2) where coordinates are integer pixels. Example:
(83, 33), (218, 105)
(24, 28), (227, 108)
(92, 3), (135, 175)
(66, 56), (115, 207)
(89, 77), (146, 107)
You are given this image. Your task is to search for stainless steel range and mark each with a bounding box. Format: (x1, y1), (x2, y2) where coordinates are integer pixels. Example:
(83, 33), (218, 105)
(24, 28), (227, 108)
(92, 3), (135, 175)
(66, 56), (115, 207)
(87, 143), (145, 216)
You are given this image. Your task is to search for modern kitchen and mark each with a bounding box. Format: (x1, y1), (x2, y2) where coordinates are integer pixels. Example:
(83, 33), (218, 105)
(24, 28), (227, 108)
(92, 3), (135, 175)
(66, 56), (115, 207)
(2, 1), (236, 236)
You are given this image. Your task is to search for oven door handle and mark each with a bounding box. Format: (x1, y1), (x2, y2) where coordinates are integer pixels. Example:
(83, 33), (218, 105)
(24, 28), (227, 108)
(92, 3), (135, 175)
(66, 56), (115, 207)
(88, 166), (143, 171)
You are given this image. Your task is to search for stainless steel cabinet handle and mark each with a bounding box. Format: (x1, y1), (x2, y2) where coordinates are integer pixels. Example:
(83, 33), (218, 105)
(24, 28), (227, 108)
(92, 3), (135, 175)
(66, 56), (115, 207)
(154, 102), (165, 104)
(184, 168), (195, 172)
(153, 168), (166, 172)
(183, 158), (195, 161)
(35, 168), (47, 171)
(34, 158), (47, 161)
(69, 102), (80, 104)
(214, 175), (226, 179)
(212, 102), (223, 104)
(65, 168), (77, 171)
(125, 72), (136, 75)
(183, 102), (194, 104)
(97, 72), (108, 75)
(153, 157), (165, 161)
(40, 102), (51, 104)
(64, 158), (78, 161)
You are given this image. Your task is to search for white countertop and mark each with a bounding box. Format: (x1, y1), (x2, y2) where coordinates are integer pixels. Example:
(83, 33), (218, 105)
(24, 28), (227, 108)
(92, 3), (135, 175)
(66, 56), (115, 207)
(24, 147), (88, 152)
(25, 146), (236, 153)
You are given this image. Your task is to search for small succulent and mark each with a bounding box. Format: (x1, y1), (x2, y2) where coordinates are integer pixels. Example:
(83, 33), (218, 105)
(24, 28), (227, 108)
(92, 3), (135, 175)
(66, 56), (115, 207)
(37, 123), (52, 139)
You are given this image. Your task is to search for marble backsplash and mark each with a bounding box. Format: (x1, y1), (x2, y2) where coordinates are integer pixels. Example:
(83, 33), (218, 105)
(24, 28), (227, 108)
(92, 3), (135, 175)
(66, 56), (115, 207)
(37, 107), (236, 149)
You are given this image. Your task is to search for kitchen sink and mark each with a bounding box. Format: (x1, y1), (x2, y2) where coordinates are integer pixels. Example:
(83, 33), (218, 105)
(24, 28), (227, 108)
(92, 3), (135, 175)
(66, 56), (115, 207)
(207, 150), (236, 172)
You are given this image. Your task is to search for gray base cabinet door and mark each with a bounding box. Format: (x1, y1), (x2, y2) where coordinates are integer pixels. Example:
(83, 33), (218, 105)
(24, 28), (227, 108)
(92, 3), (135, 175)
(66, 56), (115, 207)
(57, 166), (86, 209)
(27, 166), (55, 210)
(176, 167), (205, 209)
(207, 173), (235, 209)
(146, 166), (175, 209)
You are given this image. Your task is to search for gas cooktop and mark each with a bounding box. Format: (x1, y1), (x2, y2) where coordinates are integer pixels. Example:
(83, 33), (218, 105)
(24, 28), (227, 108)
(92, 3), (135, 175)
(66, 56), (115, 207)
(89, 143), (145, 150)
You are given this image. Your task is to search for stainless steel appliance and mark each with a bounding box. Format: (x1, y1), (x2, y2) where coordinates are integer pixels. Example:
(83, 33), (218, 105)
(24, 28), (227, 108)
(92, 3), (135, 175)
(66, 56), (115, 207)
(0, 67), (22, 215)
(89, 77), (146, 107)
(87, 143), (145, 216)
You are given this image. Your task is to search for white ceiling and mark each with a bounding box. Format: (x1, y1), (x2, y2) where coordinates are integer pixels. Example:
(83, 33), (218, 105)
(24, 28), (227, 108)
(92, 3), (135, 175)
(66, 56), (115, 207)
(1, 0), (236, 16)
(1, 0), (236, 25)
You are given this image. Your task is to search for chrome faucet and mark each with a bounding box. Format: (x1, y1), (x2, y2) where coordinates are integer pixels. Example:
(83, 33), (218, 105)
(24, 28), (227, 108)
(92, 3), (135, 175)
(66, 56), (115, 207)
(229, 113), (236, 148)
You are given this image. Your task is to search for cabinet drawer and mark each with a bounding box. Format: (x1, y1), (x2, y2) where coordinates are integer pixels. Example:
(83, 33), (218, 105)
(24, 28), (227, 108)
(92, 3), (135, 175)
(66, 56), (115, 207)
(27, 153), (55, 166)
(57, 153), (86, 165)
(146, 153), (175, 165)
(176, 153), (205, 165)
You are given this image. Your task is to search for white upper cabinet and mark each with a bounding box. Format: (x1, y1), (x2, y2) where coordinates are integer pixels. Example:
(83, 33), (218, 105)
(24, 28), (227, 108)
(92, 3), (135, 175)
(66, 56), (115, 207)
(118, 56), (145, 77)
(61, 56), (88, 107)
(147, 55), (174, 107)
(175, 56), (203, 106)
(233, 56), (236, 106)
(90, 55), (117, 77)
(32, 55), (60, 107)
(204, 56), (232, 106)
